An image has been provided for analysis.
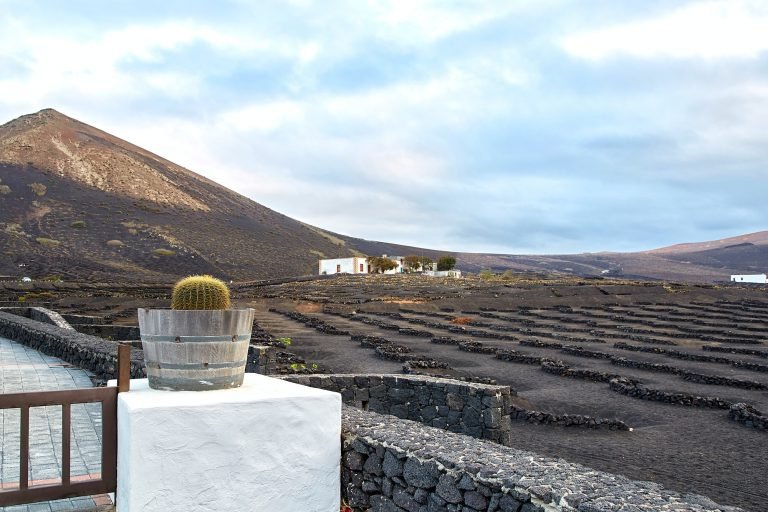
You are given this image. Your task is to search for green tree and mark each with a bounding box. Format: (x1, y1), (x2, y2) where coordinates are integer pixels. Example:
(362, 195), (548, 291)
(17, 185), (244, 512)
(436, 255), (456, 271)
(403, 255), (433, 272)
(368, 257), (399, 273)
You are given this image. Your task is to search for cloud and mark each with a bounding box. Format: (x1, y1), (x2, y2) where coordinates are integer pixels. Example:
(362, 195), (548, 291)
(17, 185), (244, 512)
(561, 0), (768, 60)
(217, 101), (305, 133)
(0, 1), (767, 255)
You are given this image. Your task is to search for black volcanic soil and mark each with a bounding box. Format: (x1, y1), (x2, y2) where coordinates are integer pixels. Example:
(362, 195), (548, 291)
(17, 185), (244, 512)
(3, 275), (768, 511)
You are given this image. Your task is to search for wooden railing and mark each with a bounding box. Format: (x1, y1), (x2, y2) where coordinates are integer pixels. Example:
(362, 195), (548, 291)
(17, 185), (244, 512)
(0, 343), (131, 507)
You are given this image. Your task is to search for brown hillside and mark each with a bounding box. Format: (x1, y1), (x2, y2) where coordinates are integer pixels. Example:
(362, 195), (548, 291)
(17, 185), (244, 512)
(645, 231), (768, 254)
(0, 109), (368, 281)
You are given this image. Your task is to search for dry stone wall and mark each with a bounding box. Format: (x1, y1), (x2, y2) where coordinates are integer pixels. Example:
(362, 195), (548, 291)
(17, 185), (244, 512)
(341, 407), (742, 512)
(285, 374), (516, 444)
(285, 374), (630, 436)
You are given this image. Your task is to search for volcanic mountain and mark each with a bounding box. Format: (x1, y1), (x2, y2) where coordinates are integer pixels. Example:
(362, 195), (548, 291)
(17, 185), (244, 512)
(1, 109), (764, 284)
(0, 108), (441, 282)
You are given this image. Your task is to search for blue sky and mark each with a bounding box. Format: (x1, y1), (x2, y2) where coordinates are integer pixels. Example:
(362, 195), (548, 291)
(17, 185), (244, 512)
(1, 0), (766, 254)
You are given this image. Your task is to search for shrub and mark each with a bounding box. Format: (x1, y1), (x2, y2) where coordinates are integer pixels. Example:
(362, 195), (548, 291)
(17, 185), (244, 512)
(0, 185), (10, 194)
(70, 220), (87, 229)
(106, 240), (124, 247)
(28, 183), (47, 196)
(36, 237), (60, 247)
(152, 248), (176, 257)
(479, 269), (494, 280)
(171, 275), (231, 310)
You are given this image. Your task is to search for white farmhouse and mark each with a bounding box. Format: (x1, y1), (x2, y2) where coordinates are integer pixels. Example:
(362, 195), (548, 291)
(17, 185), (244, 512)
(730, 274), (767, 284)
(318, 255), (408, 275)
(319, 257), (370, 275)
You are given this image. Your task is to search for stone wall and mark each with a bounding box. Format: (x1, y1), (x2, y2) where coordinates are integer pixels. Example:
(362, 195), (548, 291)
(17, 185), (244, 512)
(0, 306), (74, 330)
(340, 407), (741, 512)
(0, 311), (145, 381)
(285, 374), (629, 440)
(728, 403), (768, 430)
(285, 374), (515, 444)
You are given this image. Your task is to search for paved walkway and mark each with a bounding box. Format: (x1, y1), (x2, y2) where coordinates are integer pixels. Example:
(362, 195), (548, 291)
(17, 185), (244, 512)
(0, 336), (112, 511)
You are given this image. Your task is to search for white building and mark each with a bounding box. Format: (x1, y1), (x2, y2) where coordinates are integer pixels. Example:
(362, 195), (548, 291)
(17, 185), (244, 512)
(318, 255), (407, 275)
(319, 257), (370, 275)
(423, 270), (462, 278)
(730, 274), (767, 284)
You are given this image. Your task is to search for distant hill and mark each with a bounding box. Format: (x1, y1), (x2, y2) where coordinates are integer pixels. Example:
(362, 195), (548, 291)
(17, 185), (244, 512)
(0, 109), (763, 284)
(0, 108), (429, 282)
(457, 231), (768, 283)
(644, 231), (768, 255)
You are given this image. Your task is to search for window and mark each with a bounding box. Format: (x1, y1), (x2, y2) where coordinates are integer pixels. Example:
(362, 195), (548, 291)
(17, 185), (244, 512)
(360, 263), (364, 272)
(336, 264), (341, 273)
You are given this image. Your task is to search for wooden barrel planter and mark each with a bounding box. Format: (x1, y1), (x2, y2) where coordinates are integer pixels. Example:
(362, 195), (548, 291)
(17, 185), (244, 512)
(138, 308), (255, 391)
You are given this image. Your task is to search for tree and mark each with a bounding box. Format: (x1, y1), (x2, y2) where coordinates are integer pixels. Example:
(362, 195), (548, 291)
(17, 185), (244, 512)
(368, 257), (399, 273)
(403, 255), (433, 272)
(436, 255), (456, 271)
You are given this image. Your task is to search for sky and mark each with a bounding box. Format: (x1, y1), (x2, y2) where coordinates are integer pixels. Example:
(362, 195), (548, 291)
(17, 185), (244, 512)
(0, 0), (766, 254)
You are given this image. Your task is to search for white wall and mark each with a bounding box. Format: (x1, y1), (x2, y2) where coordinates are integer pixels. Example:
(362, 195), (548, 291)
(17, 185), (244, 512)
(318, 255), (411, 275)
(730, 274), (767, 283)
(424, 270), (462, 278)
(319, 257), (368, 275)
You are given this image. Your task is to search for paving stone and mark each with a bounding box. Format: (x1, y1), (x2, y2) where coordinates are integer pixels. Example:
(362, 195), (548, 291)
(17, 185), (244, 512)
(1, 337), (109, 511)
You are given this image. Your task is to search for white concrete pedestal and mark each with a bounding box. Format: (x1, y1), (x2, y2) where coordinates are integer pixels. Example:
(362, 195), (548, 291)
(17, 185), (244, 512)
(115, 374), (341, 511)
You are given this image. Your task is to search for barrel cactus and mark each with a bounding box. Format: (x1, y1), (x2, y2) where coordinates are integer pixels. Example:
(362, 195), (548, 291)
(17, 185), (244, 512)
(171, 275), (231, 310)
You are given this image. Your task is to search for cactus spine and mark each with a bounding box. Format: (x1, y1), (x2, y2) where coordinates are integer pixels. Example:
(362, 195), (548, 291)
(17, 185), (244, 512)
(171, 275), (231, 310)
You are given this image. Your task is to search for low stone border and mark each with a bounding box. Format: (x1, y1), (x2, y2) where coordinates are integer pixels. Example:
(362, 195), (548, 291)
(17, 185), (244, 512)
(540, 361), (621, 383)
(611, 357), (767, 390)
(519, 340), (563, 349)
(704, 346), (768, 358)
(559, 346), (613, 359)
(458, 340), (498, 354)
(430, 336), (462, 345)
(341, 407), (741, 512)
(615, 342), (768, 373)
(509, 407), (629, 431)
(496, 349), (549, 365)
(268, 308), (350, 335)
(608, 378), (731, 409)
(728, 403), (768, 431)
(401, 359), (450, 371)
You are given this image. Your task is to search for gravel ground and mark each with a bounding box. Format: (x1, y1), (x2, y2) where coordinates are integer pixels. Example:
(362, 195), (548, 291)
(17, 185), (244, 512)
(236, 278), (768, 511)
